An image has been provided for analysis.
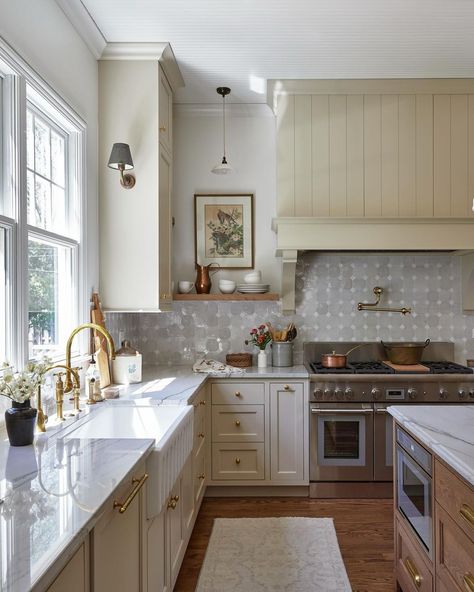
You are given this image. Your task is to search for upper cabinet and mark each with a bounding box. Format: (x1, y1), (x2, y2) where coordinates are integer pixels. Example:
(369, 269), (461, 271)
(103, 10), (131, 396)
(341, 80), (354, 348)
(99, 44), (183, 312)
(274, 80), (474, 220)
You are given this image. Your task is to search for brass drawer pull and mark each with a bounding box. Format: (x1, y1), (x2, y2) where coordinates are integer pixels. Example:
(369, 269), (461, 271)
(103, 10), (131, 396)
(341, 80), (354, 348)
(404, 558), (422, 588)
(235, 391), (241, 397)
(460, 504), (474, 528)
(235, 420), (241, 426)
(464, 574), (474, 592)
(235, 457), (241, 464)
(113, 473), (148, 514)
(198, 432), (205, 438)
(198, 473), (205, 479)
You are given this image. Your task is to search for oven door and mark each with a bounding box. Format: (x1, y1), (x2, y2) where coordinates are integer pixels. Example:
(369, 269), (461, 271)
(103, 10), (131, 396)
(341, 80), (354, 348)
(374, 404), (395, 481)
(310, 403), (374, 481)
(396, 444), (433, 555)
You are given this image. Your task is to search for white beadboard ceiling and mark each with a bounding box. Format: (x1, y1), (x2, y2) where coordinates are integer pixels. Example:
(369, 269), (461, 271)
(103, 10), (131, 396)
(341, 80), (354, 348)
(81, 0), (474, 104)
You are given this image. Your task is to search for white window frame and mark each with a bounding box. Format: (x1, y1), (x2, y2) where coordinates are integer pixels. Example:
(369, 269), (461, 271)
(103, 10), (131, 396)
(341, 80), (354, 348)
(0, 37), (87, 370)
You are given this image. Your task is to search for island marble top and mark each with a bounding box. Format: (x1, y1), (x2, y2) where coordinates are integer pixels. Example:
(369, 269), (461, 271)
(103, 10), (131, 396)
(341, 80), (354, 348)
(388, 405), (474, 487)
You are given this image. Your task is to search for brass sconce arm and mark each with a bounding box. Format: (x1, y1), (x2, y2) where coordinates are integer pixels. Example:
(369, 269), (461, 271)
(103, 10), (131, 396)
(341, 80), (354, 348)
(357, 287), (411, 315)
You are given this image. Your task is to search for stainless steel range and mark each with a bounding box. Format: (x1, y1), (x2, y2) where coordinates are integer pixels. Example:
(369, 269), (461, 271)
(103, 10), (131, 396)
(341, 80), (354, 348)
(304, 341), (474, 498)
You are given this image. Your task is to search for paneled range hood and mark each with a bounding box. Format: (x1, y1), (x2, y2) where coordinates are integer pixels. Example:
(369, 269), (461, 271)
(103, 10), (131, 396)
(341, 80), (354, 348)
(269, 78), (474, 312)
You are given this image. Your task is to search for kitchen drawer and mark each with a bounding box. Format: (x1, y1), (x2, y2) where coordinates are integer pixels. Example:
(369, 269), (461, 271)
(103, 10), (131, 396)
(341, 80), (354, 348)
(436, 502), (474, 592)
(212, 443), (264, 480)
(211, 382), (265, 405)
(435, 459), (474, 543)
(212, 405), (264, 443)
(395, 516), (433, 592)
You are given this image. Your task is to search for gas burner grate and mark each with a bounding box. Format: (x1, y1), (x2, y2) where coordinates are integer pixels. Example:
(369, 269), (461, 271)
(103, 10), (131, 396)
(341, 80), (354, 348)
(422, 361), (474, 374)
(309, 362), (354, 374)
(351, 361), (395, 374)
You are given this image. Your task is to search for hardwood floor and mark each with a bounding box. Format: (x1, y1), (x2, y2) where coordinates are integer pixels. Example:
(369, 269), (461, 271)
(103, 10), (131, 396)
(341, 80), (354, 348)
(175, 497), (394, 592)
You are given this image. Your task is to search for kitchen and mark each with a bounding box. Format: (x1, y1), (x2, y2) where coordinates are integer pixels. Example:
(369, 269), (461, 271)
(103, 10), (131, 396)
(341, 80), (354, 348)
(0, 1), (473, 591)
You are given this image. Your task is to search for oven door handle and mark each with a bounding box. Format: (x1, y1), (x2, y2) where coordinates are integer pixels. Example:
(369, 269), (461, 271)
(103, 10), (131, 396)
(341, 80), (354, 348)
(311, 408), (374, 414)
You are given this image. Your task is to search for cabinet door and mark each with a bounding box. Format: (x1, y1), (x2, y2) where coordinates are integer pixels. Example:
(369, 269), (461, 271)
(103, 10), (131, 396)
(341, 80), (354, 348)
(167, 480), (185, 589)
(159, 147), (172, 310)
(92, 471), (146, 592)
(159, 68), (173, 153)
(47, 541), (89, 592)
(181, 454), (195, 535)
(146, 508), (170, 592)
(270, 382), (305, 482)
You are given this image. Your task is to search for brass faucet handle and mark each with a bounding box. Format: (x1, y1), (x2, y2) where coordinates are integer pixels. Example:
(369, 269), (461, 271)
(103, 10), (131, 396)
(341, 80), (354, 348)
(55, 373), (66, 422)
(73, 387), (82, 413)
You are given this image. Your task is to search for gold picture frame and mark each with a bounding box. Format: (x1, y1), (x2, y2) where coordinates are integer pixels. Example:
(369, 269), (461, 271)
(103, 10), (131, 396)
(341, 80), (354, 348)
(194, 193), (254, 269)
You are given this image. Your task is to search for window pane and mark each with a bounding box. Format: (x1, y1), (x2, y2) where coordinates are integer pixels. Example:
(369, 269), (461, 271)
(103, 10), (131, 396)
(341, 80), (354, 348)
(27, 110), (34, 169)
(34, 116), (50, 178)
(51, 185), (65, 229)
(28, 237), (75, 359)
(51, 131), (65, 186)
(33, 175), (52, 230)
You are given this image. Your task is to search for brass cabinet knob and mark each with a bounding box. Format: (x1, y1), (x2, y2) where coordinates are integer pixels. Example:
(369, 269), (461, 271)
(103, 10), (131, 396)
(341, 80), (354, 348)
(198, 432), (205, 438)
(198, 473), (205, 480)
(160, 125), (167, 132)
(172, 495), (179, 502)
(235, 391), (241, 397)
(235, 457), (241, 465)
(200, 400), (206, 406)
(235, 420), (241, 426)
(167, 499), (177, 510)
(284, 384), (291, 391)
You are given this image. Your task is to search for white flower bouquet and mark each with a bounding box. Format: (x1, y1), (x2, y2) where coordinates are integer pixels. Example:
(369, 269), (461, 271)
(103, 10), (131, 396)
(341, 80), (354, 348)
(0, 358), (51, 404)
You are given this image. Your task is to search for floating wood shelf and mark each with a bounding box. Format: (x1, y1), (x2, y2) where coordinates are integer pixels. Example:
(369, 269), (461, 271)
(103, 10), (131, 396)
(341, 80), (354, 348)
(173, 293), (280, 301)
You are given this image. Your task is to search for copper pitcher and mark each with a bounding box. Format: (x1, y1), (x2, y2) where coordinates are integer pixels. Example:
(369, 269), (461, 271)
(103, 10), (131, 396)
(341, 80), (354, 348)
(195, 263), (220, 294)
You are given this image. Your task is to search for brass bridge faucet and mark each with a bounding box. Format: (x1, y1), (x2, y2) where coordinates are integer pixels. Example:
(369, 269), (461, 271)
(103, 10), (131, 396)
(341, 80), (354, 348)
(37, 364), (81, 431)
(64, 323), (116, 393)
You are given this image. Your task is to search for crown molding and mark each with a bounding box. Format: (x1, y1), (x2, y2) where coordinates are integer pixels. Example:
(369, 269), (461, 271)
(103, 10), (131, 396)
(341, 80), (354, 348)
(54, 0), (106, 59)
(100, 42), (184, 90)
(175, 103), (273, 117)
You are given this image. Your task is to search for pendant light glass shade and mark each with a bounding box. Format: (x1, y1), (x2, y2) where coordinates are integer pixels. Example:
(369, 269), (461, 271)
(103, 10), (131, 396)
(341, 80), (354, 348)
(212, 87), (232, 175)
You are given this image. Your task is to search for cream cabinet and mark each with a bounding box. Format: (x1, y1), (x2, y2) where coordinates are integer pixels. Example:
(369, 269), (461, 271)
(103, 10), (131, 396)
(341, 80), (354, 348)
(47, 541), (89, 592)
(208, 379), (309, 487)
(275, 79), (474, 221)
(92, 463), (147, 592)
(99, 48), (182, 311)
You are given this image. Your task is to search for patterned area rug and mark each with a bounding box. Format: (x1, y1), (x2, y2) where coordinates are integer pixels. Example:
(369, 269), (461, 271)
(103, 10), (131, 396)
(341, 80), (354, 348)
(196, 517), (352, 592)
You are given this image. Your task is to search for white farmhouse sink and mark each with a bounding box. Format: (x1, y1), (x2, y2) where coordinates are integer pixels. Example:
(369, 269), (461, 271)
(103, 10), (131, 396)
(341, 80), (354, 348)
(65, 405), (194, 517)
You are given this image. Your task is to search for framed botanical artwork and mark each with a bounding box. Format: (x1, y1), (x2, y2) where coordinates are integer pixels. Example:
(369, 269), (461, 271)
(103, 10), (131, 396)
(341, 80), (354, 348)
(194, 193), (254, 269)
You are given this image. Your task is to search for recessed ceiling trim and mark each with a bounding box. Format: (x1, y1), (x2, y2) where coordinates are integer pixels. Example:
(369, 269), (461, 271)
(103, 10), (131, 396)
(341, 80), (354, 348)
(54, 0), (106, 59)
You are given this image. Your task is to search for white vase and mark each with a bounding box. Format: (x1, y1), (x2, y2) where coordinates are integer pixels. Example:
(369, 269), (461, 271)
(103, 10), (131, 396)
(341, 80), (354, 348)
(257, 349), (268, 368)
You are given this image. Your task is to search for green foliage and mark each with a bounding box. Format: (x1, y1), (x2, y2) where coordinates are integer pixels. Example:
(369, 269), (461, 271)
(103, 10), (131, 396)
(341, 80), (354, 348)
(28, 242), (56, 340)
(207, 208), (244, 257)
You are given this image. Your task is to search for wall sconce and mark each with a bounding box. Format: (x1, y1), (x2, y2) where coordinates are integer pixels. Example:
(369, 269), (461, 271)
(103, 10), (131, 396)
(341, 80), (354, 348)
(107, 143), (136, 189)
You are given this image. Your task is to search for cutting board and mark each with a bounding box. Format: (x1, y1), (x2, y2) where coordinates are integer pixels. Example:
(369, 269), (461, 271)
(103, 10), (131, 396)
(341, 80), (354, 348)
(383, 361), (430, 374)
(91, 293), (111, 387)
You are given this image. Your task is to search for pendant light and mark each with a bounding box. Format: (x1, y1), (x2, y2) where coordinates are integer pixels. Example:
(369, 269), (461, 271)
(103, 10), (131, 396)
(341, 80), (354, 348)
(212, 86), (232, 175)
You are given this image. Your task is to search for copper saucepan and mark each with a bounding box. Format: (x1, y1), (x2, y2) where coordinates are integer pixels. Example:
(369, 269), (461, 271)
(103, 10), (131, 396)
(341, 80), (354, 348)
(321, 344), (366, 368)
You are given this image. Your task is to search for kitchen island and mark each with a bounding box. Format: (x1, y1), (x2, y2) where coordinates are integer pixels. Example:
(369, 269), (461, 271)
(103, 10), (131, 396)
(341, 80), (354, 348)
(388, 405), (474, 592)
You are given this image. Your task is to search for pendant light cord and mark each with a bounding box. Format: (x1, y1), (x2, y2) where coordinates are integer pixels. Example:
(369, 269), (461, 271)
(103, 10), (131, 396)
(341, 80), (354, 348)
(223, 93), (226, 159)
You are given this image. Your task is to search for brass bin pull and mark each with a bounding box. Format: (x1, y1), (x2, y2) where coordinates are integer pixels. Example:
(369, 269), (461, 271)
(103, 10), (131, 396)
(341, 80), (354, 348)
(113, 473), (148, 514)
(460, 504), (474, 528)
(464, 573), (474, 592)
(404, 558), (422, 588)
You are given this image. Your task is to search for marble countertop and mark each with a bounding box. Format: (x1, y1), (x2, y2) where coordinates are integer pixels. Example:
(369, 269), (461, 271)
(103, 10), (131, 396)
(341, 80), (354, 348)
(388, 405), (474, 486)
(0, 432), (154, 592)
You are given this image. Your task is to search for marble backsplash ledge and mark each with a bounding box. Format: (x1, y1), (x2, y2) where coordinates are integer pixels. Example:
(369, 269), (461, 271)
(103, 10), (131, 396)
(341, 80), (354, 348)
(106, 252), (474, 366)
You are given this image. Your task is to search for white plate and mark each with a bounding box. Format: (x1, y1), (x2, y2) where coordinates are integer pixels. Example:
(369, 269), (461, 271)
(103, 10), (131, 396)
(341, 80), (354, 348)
(236, 284), (269, 289)
(237, 288), (269, 294)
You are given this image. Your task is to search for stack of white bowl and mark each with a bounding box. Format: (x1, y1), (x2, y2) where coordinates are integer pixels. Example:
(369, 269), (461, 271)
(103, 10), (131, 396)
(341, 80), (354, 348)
(218, 279), (236, 294)
(237, 271), (269, 294)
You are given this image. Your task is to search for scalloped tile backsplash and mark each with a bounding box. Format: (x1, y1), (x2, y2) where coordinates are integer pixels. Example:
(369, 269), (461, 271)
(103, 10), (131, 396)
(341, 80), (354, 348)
(107, 252), (474, 366)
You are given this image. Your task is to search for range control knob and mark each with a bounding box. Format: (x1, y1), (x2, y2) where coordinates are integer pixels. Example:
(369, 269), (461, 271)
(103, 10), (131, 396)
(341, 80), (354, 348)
(371, 388), (381, 400)
(469, 390), (474, 399)
(439, 389), (449, 400)
(334, 388), (344, 400)
(345, 388), (354, 400)
(458, 389), (467, 399)
(313, 388), (323, 400)
(324, 389), (333, 399)
(407, 388), (417, 400)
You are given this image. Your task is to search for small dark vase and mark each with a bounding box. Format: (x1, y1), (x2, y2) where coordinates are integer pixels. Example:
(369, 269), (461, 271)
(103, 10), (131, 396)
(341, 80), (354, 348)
(5, 399), (37, 446)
